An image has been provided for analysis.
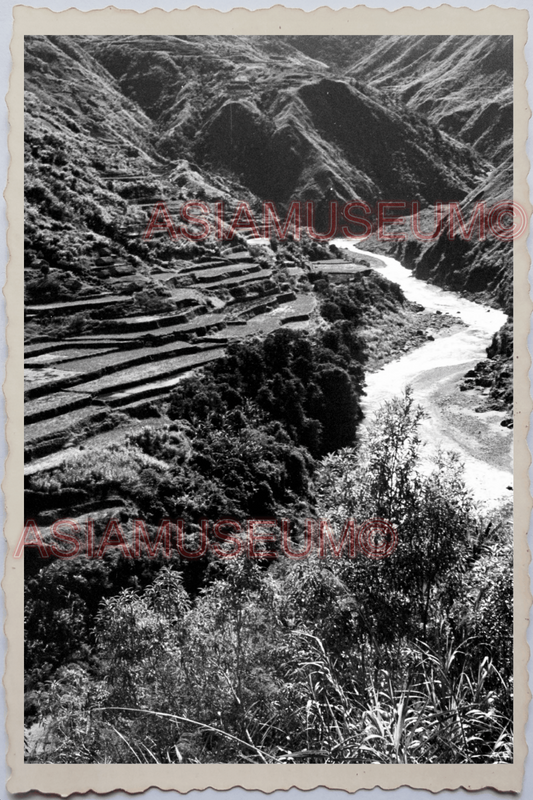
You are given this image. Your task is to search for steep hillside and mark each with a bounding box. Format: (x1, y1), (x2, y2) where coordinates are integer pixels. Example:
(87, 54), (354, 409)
(381, 157), (514, 413)
(24, 35), (267, 304)
(289, 35), (513, 165)
(79, 35), (484, 229)
(390, 157), (513, 313)
(285, 35), (376, 69)
(347, 35), (513, 165)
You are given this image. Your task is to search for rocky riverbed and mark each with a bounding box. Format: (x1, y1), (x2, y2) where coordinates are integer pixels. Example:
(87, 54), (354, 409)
(335, 242), (513, 507)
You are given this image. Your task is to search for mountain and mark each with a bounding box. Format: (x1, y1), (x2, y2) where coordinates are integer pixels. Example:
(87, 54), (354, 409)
(25, 34), (508, 256)
(289, 35), (513, 165)
(26, 33), (445, 466)
(81, 35), (484, 225)
(23, 33), (513, 451)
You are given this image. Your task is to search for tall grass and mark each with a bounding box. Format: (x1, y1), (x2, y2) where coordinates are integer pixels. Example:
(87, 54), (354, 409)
(27, 618), (512, 765)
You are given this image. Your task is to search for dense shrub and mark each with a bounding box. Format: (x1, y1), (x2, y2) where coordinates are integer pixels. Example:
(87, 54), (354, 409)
(169, 327), (365, 457)
(25, 392), (512, 765)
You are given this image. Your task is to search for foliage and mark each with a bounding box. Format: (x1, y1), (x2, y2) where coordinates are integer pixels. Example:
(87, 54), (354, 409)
(169, 327), (365, 457)
(26, 391), (512, 765)
(23, 32), (513, 765)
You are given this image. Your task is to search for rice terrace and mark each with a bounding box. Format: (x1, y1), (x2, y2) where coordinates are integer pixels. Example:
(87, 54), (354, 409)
(22, 33), (515, 765)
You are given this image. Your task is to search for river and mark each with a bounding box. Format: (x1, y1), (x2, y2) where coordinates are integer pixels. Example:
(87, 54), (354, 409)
(333, 241), (513, 509)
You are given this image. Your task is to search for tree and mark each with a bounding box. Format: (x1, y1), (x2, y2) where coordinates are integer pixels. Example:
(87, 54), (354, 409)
(315, 388), (482, 640)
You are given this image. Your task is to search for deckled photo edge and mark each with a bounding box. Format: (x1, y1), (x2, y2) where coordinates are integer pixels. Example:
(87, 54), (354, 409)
(5, 3), (532, 794)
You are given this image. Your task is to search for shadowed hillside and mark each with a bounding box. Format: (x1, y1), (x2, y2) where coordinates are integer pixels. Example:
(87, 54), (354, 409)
(79, 35), (484, 228)
(290, 35), (513, 165)
(347, 36), (513, 165)
(392, 157), (514, 313)
(383, 156), (514, 412)
(23, 33), (514, 767)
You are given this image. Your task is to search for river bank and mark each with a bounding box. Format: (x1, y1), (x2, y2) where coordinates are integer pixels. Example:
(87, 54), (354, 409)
(334, 241), (513, 507)
(361, 303), (466, 372)
(344, 231), (513, 417)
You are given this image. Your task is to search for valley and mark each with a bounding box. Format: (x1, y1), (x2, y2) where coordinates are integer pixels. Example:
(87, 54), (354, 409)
(23, 34), (515, 767)
(24, 33), (513, 477)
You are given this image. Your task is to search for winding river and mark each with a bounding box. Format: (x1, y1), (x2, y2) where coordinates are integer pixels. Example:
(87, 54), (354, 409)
(334, 241), (513, 508)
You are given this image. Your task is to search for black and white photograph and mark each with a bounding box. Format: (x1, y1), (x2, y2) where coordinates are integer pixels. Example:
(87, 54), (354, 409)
(18, 24), (522, 771)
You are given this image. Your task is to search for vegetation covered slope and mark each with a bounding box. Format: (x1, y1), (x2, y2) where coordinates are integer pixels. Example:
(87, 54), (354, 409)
(290, 35), (513, 165)
(23, 34), (513, 765)
(25, 393), (513, 765)
(84, 35), (483, 223)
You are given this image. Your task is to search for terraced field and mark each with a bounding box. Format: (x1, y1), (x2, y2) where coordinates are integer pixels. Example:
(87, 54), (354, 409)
(25, 340), (212, 398)
(24, 244), (279, 464)
(25, 406), (112, 460)
(25, 347), (120, 367)
(26, 295), (134, 316)
(24, 233), (372, 471)
(310, 260), (374, 280)
(189, 262), (262, 284)
(24, 341), (226, 460)
(64, 347), (226, 397)
(99, 352), (225, 406)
